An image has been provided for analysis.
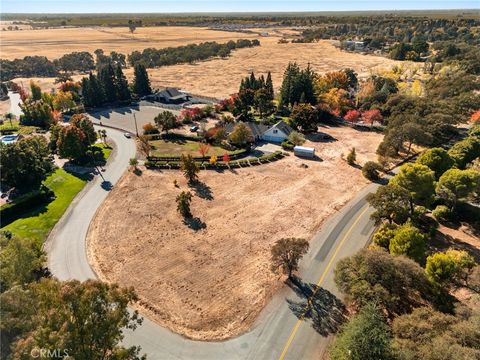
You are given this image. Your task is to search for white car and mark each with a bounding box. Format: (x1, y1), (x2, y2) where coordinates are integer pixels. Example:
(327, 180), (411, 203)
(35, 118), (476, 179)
(124, 132), (132, 138)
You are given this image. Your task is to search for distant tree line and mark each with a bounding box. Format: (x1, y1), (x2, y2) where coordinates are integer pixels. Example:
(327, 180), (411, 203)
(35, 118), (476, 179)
(127, 39), (260, 68)
(0, 49), (128, 81)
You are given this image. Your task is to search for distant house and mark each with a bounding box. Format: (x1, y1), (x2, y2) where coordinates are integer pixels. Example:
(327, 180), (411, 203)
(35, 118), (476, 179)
(151, 88), (191, 104)
(225, 120), (293, 143)
(262, 121), (293, 143)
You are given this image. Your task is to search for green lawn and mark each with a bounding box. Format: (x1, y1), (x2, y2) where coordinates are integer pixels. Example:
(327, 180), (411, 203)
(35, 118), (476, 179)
(1, 168), (87, 245)
(149, 139), (232, 157)
(0, 119), (20, 132)
(92, 143), (113, 160)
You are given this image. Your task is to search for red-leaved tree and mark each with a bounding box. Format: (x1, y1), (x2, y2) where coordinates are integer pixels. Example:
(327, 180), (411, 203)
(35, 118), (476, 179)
(344, 109), (361, 123)
(362, 109), (383, 127)
(199, 143), (210, 157)
(223, 153), (230, 163)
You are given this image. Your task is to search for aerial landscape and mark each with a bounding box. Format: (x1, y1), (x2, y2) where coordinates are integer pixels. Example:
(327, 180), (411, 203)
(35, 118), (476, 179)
(0, 1), (479, 359)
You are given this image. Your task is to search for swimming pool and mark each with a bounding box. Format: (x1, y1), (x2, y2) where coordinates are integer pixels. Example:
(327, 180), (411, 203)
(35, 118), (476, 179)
(0, 135), (19, 144)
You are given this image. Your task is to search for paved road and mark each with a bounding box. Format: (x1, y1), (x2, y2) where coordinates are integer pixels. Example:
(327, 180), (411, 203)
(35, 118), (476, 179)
(45, 126), (136, 280)
(46, 125), (381, 359)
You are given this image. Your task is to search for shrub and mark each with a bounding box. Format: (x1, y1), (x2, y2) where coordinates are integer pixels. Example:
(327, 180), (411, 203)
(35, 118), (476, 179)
(372, 223), (398, 250)
(432, 205), (452, 222)
(281, 140), (295, 151)
(362, 161), (382, 181)
(347, 147), (356, 165)
(142, 122), (159, 135)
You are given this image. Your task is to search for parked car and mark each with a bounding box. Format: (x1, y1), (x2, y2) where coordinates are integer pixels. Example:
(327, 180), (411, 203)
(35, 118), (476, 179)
(190, 125), (199, 132)
(124, 132), (132, 138)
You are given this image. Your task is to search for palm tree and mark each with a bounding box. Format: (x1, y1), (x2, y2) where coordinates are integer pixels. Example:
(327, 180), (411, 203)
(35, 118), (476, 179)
(4, 112), (15, 128)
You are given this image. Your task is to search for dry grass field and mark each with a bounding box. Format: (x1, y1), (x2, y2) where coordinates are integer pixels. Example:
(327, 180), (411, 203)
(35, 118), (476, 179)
(87, 125), (383, 340)
(0, 26), (259, 60)
(2, 26), (400, 100)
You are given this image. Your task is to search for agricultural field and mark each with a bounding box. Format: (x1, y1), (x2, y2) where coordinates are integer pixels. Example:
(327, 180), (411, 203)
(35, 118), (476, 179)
(1, 26), (400, 100)
(87, 125), (383, 340)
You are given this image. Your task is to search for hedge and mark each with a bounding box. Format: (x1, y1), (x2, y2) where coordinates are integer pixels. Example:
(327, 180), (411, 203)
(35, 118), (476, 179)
(145, 151), (285, 170)
(147, 148), (248, 162)
(0, 186), (55, 226)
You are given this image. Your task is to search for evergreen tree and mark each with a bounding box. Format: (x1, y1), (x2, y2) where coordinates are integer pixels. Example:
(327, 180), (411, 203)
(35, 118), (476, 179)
(279, 62), (301, 107)
(298, 65), (316, 105)
(265, 71), (274, 101)
(98, 64), (116, 103)
(82, 73), (105, 107)
(132, 63), (152, 96)
(114, 64), (131, 102)
(249, 72), (257, 90)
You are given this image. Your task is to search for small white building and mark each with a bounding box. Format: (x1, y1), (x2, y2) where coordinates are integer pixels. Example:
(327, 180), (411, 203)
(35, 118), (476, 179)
(262, 121), (293, 143)
(294, 146), (315, 158)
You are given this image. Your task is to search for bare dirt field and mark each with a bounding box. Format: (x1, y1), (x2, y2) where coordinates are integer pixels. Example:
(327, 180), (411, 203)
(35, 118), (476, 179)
(87, 125), (383, 340)
(4, 26), (400, 99)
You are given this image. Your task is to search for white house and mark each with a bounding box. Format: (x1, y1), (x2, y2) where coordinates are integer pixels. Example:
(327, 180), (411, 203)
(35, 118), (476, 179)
(262, 120), (293, 143)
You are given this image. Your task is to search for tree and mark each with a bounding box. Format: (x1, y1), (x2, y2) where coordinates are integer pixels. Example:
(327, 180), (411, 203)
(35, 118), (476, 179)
(137, 135), (151, 157)
(129, 158), (139, 171)
(416, 147), (454, 179)
(344, 109), (360, 123)
(57, 125), (86, 161)
(436, 169), (480, 208)
(346, 147), (356, 165)
(392, 306), (480, 360)
(98, 64), (117, 103)
(223, 153), (230, 163)
(448, 137), (480, 169)
(0, 279), (143, 360)
(425, 249), (475, 286)
(329, 303), (394, 360)
(98, 129), (107, 144)
(254, 88), (274, 118)
(270, 238), (309, 279)
(318, 88), (351, 116)
(287, 131), (306, 146)
(70, 113), (97, 146)
(132, 63), (151, 96)
(334, 249), (435, 316)
(52, 91), (75, 112)
(0, 233), (46, 291)
(265, 71), (274, 101)
(362, 161), (382, 181)
(389, 222), (426, 264)
(84, 72), (106, 107)
(289, 103), (318, 132)
(180, 154), (199, 183)
(362, 109), (383, 127)
(114, 64), (131, 102)
(19, 100), (54, 128)
(228, 123), (253, 146)
(154, 111), (177, 134)
(198, 143), (210, 157)
(176, 191), (193, 218)
(0, 136), (53, 191)
(4, 112), (15, 128)
(367, 184), (411, 225)
(372, 223), (398, 250)
(128, 19), (137, 34)
(29, 80), (42, 101)
(390, 163), (436, 212)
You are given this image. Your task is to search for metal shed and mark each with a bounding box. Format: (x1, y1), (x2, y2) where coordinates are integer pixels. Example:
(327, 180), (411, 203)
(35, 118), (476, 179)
(293, 146), (315, 158)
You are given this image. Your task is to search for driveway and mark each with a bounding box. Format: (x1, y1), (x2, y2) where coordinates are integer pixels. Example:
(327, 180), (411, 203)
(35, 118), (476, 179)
(88, 104), (180, 134)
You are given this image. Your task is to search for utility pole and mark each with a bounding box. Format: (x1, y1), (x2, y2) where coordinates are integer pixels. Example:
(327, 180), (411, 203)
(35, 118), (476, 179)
(133, 113), (139, 137)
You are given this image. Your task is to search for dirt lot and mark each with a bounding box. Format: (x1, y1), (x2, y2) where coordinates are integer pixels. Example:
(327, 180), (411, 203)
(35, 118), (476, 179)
(4, 26), (399, 99)
(87, 125), (383, 340)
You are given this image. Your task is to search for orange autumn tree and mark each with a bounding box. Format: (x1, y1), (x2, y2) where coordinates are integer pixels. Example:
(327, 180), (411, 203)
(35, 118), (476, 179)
(470, 111), (480, 124)
(199, 143), (210, 157)
(362, 109), (383, 127)
(344, 109), (361, 123)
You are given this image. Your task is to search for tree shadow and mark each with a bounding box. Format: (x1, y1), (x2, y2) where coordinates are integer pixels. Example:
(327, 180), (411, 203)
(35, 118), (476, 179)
(190, 181), (213, 201)
(286, 276), (347, 336)
(430, 229), (480, 263)
(101, 181), (113, 191)
(306, 133), (337, 143)
(183, 217), (207, 231)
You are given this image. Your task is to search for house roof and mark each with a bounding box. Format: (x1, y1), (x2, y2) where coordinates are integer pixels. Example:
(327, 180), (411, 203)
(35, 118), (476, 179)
(156, 87), (188, 100)
(270, 120), (293, 136)
(225, 121), (269, 138)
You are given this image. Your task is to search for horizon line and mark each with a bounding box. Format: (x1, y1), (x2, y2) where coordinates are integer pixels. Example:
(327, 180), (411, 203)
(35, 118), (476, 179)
(3, 8), (480, 15)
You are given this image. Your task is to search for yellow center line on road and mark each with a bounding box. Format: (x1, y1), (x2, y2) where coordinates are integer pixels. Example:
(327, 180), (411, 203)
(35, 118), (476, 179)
(277, 205), (370, 360)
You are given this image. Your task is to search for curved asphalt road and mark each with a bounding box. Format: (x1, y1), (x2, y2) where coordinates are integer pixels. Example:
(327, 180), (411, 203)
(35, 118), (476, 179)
(46, 125), (381, 359)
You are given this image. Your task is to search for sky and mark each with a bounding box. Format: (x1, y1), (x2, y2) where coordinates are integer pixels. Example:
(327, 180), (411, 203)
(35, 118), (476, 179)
(1, 0), (479, 14)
